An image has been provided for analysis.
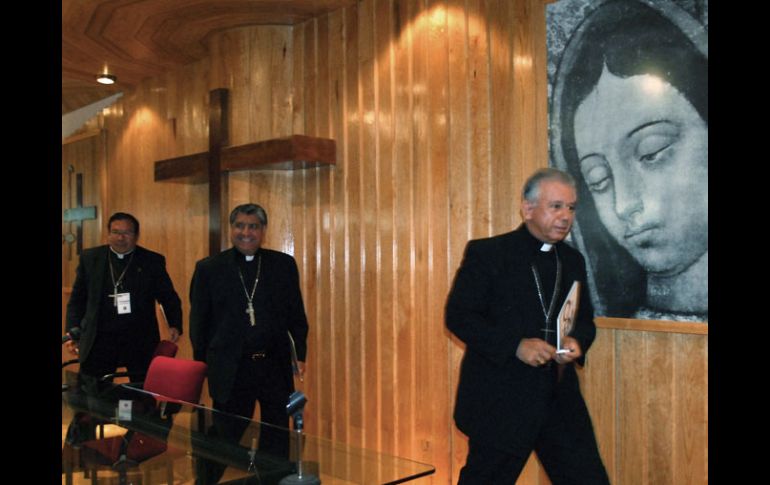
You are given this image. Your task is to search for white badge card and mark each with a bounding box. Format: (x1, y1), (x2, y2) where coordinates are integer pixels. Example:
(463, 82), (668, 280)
(116, 293), (132, 314)
(118, 400), (132, 421)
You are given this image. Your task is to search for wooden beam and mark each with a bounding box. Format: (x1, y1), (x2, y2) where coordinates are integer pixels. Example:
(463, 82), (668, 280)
(153, 152), (209, 183)
(208, 88), (229, 256)
(595, 317), (708, 335)
(62, 128), (102, 145)
(154, 134), (336, 182)
(224, 134), (336, 171)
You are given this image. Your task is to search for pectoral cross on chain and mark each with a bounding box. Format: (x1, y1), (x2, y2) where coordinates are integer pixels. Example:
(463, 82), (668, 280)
(238, 254), (262, 327)
(108, 252), (133, 307)
(246, 303), (256, 326)
(109, 286), (120, 306)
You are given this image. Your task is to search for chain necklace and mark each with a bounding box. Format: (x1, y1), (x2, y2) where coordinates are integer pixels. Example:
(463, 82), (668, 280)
(108, 251), (135, 307)
(238, 254), (262, 326)
(531, 246), (562, 341)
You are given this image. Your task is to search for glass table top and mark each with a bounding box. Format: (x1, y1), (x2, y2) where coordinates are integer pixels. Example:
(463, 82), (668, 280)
(62, 370), (434, 484)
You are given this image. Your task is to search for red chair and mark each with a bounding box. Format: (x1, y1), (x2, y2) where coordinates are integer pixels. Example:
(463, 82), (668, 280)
(62, 339), (180, 446)
(142, 356), (207, 417)
(153, 340), (179, 359)
(76, 356), (208, 483)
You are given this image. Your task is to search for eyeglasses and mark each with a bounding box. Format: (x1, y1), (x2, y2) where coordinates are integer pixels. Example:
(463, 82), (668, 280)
(109, 230), (136, 237)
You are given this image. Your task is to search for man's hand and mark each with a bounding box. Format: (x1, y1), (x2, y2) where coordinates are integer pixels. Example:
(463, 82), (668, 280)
(64, 339), (79, 357)
(516, 338), (556, 367)
(554, 336), (582, 364)
(297, 361), (306, 382)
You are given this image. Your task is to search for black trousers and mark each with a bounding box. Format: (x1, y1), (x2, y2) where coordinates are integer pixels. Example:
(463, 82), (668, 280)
(195, 356), (292, 484)
(458, 387), (609, 485)
(79, 330), (155, 382)
(212, 359), (291, 459)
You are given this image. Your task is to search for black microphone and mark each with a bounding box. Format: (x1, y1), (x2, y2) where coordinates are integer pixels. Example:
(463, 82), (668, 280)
(62, 327), (81, 344)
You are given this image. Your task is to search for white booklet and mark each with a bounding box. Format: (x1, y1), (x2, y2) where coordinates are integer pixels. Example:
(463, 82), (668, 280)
(287, 331), (300, 376)
(556, 281), (580, 353)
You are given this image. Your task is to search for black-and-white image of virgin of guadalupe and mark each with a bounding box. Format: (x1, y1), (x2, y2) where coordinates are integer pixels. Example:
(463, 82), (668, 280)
(547, 0), (708, 322)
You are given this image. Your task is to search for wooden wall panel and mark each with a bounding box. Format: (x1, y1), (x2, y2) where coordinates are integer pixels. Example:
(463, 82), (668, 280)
(577, 323), (616, 481)
(65, 1), (708, 484)
(446, 0), (472, 475)
(328, 6), (349, 449)
(343, 2), (367, 449)
(580, 323), (708, 485)
(488, 0), (517, 234)
(374, 0), (396, 458)
(674, 333), (708, 484)
(424, 0), (452, 474)
(392, 0), (416, 468)
(357, 0), (381, 458)
(61, 128), (106, 288)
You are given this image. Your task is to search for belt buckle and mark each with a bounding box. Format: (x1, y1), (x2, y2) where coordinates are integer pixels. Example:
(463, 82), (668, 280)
(250, 351), (266, 360)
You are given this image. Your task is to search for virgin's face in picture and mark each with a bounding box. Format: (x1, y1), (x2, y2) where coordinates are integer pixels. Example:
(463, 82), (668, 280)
(573, 66), (708, 278)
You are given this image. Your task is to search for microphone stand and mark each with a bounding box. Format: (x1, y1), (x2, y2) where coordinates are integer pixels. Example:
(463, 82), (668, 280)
(61, 328), (81, 392)
(280, 393), (320, 485)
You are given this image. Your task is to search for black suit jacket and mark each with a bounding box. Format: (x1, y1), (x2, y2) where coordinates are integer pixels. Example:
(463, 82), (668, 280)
(65, 245), (183, 365)
(189, 248), (309, 403)
(446, 225), (597, 450)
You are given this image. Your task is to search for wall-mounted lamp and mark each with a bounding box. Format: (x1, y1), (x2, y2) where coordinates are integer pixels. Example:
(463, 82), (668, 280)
(96, 73), (117, 85)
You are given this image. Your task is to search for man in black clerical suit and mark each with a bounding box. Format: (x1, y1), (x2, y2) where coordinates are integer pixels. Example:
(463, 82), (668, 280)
(190, 203), (308, 481)
(446, 169), (609, 484)
(65, 212), (183, 380)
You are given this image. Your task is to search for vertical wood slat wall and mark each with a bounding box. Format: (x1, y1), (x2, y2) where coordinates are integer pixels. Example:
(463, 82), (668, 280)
(581, 322), (708, 485)
(62, 1), (708, 483)
(62, 129), (105, 289)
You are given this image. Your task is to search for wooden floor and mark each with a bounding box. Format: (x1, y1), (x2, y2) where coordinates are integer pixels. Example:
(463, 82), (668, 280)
(61, 459), (198, 485)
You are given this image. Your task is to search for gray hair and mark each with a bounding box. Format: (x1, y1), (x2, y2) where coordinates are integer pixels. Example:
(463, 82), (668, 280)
(522, 168), (576, 203)
(229, 203), (268, 226)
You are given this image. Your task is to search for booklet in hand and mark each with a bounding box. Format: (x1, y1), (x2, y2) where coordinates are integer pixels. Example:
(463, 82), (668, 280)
(556, 281), (580, 354)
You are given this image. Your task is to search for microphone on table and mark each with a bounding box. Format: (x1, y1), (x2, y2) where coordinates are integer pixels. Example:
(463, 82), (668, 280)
(61, 327), (82, 391)
(280, 391), (320, 485)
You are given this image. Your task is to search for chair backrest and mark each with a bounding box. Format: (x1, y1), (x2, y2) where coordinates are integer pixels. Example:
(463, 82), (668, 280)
(153, 340), (179, 358)
(143, 356), (207, 404)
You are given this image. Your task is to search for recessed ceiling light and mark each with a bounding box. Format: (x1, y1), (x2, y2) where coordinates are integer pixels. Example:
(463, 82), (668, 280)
(96, 74), (117, 85)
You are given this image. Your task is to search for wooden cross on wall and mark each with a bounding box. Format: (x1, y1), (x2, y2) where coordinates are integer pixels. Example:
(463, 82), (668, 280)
(154, 88), (335, 257)
(63, 164), (97, 260)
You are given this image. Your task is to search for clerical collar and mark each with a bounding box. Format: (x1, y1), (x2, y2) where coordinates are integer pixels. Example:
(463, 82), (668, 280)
(109, 247), (135, 259)
(521, 224), (556, 253)
(235, 248), (259, 262)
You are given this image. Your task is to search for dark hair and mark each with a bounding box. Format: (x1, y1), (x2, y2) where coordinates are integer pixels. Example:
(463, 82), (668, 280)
(108, 212), (140, 235)
(229, 203), (268, 226)
(554, 0), (707, 166)
(549, 0), (708, 317)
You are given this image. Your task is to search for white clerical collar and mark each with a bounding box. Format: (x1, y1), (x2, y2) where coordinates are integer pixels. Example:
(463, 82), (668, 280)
(540, 243), (553, 252)
(245, 254), (255, 262)
(110, 247), (135, 259)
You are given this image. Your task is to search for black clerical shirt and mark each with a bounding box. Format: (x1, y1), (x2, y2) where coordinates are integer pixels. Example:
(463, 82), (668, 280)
(526, 233), (563, 348)
(98, 249), (136, 333)
(236, 252), (269, 353)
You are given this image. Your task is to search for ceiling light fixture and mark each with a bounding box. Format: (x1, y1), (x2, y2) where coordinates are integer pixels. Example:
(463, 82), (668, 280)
(96, 73), (117, 85)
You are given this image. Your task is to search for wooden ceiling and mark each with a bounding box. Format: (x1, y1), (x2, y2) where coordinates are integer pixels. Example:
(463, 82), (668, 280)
(62, 0), (359, 114)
